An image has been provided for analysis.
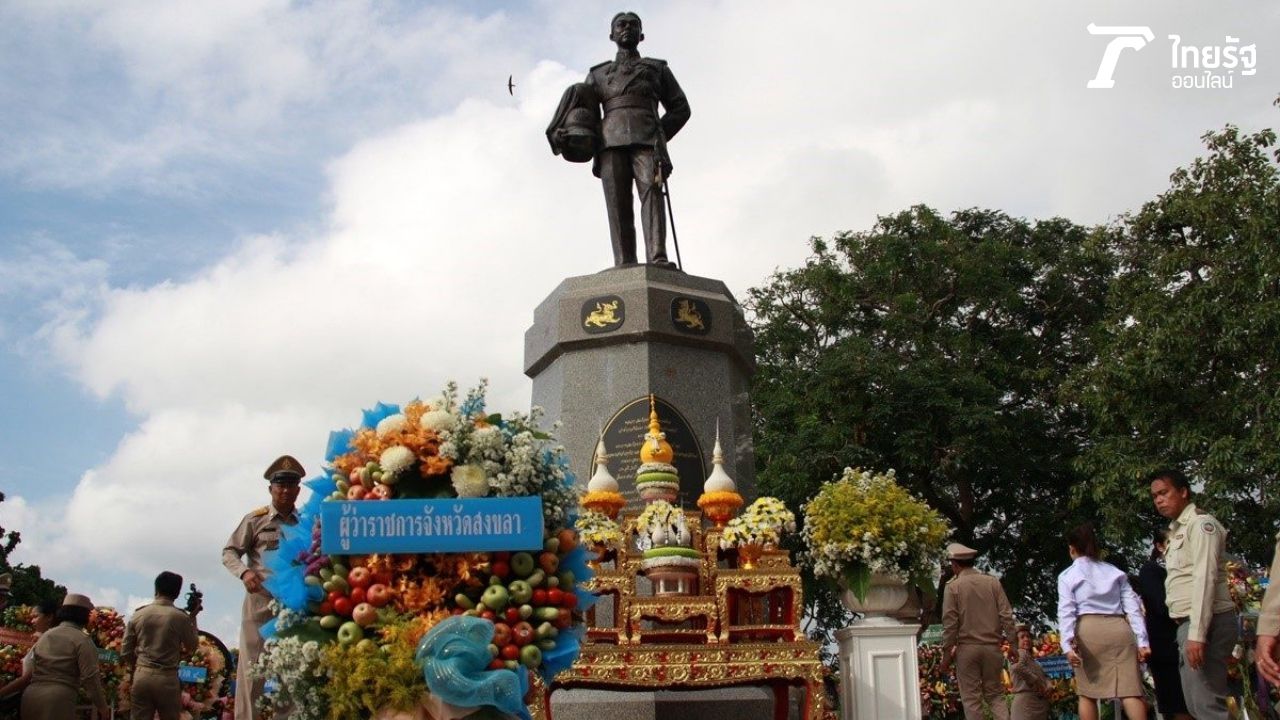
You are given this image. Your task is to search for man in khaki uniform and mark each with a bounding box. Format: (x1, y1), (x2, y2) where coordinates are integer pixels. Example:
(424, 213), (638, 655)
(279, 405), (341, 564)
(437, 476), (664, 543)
(1254, 531), (1280, 685)
(940, 543), (1017, 720)
(223, 455), (303, 720)
(1149, 468), (1237, 720)
(123, 570), (200, 720)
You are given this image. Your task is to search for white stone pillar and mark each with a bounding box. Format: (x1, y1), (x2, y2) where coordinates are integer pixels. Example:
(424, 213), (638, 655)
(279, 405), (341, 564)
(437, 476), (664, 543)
(836, 619), (922, 720)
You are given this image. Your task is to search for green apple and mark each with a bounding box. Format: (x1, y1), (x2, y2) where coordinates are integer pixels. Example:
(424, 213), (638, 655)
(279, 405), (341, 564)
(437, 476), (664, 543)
(508, 580), (533, 605)
(510, 552), (535, 578)
(519, 644), (542, 669)
(337, 621), (364, 646)
(481, 584), (510, 611)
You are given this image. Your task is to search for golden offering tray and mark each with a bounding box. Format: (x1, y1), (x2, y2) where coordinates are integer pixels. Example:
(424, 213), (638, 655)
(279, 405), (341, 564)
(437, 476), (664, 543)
(525, 508), (833, 720)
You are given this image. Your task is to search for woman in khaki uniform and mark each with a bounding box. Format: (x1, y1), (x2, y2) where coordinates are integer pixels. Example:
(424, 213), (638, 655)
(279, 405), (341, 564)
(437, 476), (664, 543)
(21, 593), (110, 720)
(1009, 625), (1051, 720)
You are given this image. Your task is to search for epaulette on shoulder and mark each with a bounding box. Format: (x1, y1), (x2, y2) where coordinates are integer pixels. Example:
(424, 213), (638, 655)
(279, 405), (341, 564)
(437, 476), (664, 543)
(641, 57), (668, 68)
(252, 506), (270, 517)
(1194, 507), (1208, 515)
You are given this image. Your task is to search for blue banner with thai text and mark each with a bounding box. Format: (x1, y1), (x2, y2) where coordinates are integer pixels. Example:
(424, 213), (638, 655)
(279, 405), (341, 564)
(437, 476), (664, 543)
(1036, 654), (1073, 679)
(320, 497), (544, 554)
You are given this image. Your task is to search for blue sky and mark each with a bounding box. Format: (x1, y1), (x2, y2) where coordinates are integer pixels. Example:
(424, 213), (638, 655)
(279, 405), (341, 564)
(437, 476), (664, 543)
(1, 0), (1277, 643)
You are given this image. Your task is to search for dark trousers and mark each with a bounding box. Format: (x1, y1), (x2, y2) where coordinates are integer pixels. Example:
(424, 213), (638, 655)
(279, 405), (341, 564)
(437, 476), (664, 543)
(598, 146), (668, 266)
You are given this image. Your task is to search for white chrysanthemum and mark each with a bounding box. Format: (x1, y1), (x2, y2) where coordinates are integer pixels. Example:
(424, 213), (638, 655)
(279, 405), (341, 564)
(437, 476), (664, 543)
(375, 414), (407, 438)
(451, 464), (489, 498)
(379, 445), (416, 475)
(421, 409), (458, 432)
(467, 425), (505, 463)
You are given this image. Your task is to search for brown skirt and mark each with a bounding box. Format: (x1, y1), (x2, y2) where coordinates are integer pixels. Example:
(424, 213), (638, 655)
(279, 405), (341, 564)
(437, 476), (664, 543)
(1074, 614), (1143, 699)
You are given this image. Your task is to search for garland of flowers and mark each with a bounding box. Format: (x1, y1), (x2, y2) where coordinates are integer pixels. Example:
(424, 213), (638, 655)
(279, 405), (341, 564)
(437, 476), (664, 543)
(574, 510), (622, 548)
(802, 467), (950, 601)
(633, 500), (690, 551)
(255, 382), (593, 720)
(719, 496), (795, 549)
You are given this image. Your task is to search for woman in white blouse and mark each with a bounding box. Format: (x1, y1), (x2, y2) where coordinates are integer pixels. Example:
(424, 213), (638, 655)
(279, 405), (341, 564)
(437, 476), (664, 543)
(1057, 523), (1151, 720)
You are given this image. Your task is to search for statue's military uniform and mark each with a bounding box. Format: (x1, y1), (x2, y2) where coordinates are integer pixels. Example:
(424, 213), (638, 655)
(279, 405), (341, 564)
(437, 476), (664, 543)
(584, 49), (690, 266)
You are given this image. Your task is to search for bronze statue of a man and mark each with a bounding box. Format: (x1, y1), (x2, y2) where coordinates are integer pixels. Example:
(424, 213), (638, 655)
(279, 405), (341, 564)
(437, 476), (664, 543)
(547, 12), (691, 268)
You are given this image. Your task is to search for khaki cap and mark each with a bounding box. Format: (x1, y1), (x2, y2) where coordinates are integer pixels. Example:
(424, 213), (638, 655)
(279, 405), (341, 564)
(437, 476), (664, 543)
(62, 593), (94, 610)
(264, 455), (306, 482)
(946, 543), (978, 561)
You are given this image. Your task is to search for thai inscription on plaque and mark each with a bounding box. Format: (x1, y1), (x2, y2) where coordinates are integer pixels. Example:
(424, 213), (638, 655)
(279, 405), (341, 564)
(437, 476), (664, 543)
(599, 395), (706, 509)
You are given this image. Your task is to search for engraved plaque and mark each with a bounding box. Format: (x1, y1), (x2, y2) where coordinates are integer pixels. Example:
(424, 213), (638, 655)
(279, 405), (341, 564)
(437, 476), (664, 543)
(670, 297), (711, 335)
(598, 396), (707, 509)
(581, 295), (624, 334)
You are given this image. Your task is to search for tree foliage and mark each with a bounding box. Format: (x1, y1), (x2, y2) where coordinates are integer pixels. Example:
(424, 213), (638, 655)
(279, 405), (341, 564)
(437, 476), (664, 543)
(747, 206), (1114, 629)
(0, 492), (66, 607)
(1069, 123), (1280, 565)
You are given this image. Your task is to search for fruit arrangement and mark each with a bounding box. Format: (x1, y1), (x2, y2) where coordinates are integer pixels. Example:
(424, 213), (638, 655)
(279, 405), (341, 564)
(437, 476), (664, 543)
(452, 531), (582, 673)
(254, 384), (590, 719)
(86, 606), (129, 705)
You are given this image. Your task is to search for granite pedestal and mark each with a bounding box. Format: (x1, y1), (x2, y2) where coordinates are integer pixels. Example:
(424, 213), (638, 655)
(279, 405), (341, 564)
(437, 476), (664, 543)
(524, 265), (757, 505)
(526, 265), (770, 719)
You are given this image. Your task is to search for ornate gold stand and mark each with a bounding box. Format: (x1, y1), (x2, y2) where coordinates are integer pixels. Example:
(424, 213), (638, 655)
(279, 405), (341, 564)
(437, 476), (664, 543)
(524, 510), (835, 720)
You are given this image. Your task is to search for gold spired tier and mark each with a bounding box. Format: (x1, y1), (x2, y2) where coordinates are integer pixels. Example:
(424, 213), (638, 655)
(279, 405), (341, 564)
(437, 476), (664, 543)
(530, 504), (835, 720)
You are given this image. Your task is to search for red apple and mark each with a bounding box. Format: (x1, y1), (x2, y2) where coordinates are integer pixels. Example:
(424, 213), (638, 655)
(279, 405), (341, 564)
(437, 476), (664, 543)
(532, 589), (548, 606)
(349, 587), (366, 606)
(547, 588), (565, 606)
(557, 528), (578, 553)
(504, 607), (520, 624)
(488, 658), (505, 670)
(562, 592), (578, 610)
(347, 485), (367, 500)
(352, 602), (378, 627)
(491, 560), (510, 579)
(319, 600), (334, 615)
(554, 608), (572, 630)
(333, 597), (353, 617)
(348, 567), (372, 589)
(512, 621), (535, 646)
(480, 610), (496, 622)
(367, 583), (392, 608)
(538, 552), (559, 574)
(492, 622), (513, 647)
(327, 590), (345, 604)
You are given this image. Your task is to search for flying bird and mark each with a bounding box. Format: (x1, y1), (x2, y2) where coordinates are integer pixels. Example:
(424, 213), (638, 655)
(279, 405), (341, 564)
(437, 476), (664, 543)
(508, 75), (515, 96)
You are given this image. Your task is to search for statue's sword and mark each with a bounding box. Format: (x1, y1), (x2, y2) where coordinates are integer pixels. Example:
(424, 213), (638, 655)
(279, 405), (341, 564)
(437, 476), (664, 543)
(652, 106), (682, 271)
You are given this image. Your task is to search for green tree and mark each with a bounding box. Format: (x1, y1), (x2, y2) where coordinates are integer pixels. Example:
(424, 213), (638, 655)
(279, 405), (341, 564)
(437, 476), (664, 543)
(747, 207), (1114, 635)
(1070, 122), (1280, 565)
(0, 492), (66, 608)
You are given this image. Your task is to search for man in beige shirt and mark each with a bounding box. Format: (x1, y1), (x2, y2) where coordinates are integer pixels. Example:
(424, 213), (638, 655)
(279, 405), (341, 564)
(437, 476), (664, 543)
(122, 571), (200, 720)
(1254, 531), (1280, 684)
(940, 542), (1018, 720)
(223, 454), (303, 720)
(1149, 468), (1236, 720)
